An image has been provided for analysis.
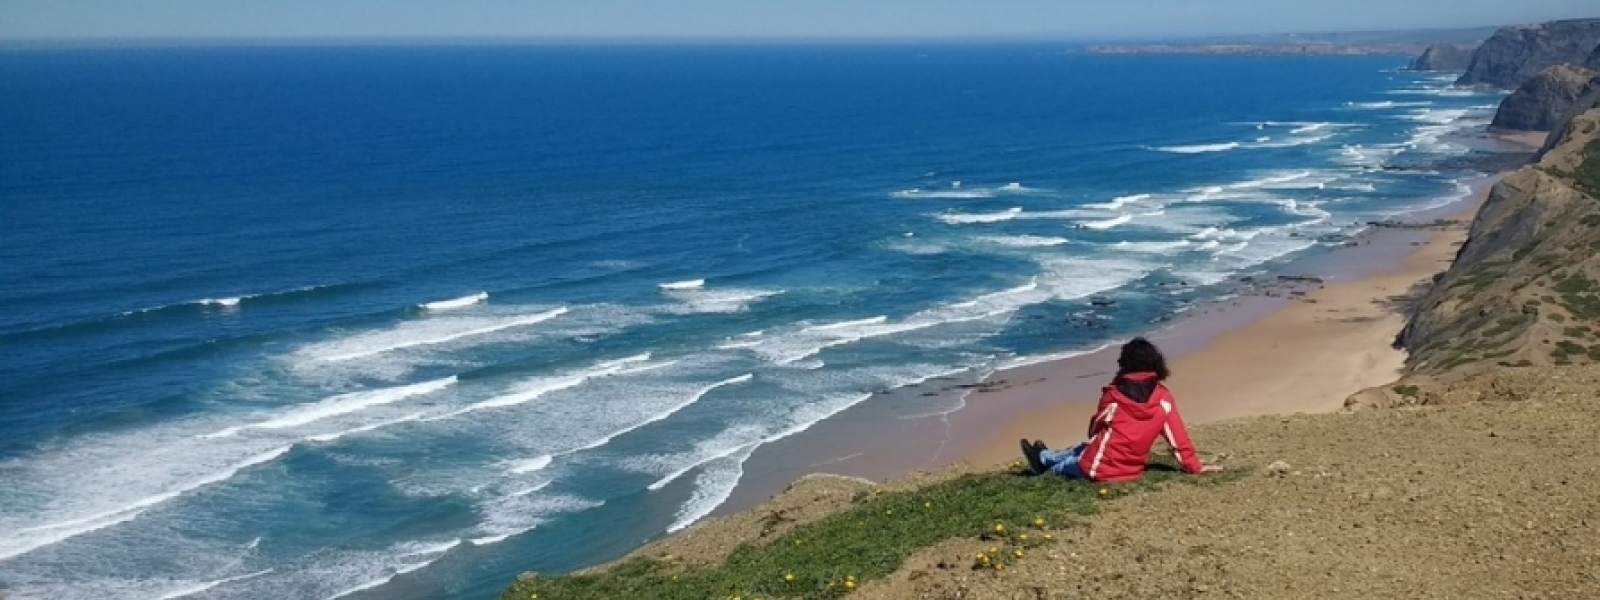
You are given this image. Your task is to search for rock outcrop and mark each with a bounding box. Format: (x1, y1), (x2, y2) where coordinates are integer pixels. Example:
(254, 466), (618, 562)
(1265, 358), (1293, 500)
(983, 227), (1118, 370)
(1456, 18), (1600, 88)
(1490, 64), (1599, 131)
(1406, 43), (1475, 71)
(1399, 108), (1600, 375)
(1539, 76), (1600, 155)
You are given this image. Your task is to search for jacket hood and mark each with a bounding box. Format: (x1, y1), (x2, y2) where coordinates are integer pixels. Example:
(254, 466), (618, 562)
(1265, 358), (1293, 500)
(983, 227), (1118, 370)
(1107, 372), (1165, 420)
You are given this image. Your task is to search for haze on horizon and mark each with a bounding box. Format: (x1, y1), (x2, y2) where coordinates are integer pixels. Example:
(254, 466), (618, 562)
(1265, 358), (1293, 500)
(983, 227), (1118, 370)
(3, 0), (1598, 43)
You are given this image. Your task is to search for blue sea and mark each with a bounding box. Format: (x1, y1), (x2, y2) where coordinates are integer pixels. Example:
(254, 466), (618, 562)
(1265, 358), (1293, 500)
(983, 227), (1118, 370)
(0, 44), (1503, 599)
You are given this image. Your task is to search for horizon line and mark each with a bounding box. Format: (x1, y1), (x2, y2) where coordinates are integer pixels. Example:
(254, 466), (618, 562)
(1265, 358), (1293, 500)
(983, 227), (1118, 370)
(0, 22), (1510, 50)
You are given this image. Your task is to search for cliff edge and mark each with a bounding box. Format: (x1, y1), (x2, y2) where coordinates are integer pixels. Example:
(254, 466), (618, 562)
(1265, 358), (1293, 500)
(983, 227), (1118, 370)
(1399, 108), (1600, 376)
(1457, 18), (1600, 88)
(1491, 64), (1599, 131)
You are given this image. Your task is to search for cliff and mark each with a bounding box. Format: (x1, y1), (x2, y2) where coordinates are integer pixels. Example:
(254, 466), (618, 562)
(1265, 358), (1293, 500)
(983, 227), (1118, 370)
(1398, 108), (1600, 376)
(1456, 18), (1600, 88)
(1539, 75), (1600, 153)
(1406, 43), (1475, 71)
(1490, 64), (1599, 131)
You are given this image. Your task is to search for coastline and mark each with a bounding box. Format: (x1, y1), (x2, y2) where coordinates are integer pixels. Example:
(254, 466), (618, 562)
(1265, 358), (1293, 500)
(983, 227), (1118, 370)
(701, 171), (1513, 526)
(961, 130), (1544, 466)
(966, 183), (1487, 466)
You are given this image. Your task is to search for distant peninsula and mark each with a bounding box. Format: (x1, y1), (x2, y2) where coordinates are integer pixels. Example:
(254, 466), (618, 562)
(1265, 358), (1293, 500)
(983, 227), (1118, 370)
(1086, 25), (1497, 57)
(1086, 43), (1430, 57)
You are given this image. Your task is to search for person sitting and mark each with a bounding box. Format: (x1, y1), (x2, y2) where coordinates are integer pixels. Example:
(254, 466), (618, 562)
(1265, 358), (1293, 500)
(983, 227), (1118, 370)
(1020, 337), (1220, 482)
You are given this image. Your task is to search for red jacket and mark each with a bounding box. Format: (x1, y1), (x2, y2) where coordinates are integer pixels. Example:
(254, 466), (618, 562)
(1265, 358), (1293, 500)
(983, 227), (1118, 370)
(1076, 372), (1204, 482)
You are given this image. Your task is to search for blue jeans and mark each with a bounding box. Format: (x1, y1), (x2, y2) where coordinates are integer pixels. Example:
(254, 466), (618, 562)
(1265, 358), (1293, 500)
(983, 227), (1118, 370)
(1039, 442), (1089, 479)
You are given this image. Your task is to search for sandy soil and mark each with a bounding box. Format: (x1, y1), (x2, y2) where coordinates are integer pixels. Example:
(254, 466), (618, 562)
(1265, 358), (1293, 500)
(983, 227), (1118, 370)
(856, 364), (1600, 599)
(965, 183), (1490, 468)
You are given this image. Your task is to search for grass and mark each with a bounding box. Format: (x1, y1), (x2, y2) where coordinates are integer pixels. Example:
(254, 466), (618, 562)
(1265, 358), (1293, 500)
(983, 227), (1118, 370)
(502, 462), (1242, 600)
(1575, 135), (1600, 198)
(1448, 260), (1507, 294)
(1392, 384), (1421, 398)
(1481, 315), (1531, 339)
(1555, 272), (1600, 321)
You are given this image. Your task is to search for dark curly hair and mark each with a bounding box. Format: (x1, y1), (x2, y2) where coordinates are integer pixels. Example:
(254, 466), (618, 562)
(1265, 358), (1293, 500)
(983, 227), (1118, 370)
(1115, 337), (1170, 381)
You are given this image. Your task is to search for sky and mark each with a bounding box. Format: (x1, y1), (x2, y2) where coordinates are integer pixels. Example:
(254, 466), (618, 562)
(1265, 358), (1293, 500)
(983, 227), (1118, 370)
(3, 0), (1598, 42)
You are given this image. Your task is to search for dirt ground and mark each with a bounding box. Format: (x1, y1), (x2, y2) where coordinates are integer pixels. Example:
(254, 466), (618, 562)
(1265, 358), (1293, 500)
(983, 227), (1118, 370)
(855, 365), (1600, 599)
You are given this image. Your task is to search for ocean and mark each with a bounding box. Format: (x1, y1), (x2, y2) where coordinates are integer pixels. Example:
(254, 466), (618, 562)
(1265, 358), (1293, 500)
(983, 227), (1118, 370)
(0, 44), (1503, 599)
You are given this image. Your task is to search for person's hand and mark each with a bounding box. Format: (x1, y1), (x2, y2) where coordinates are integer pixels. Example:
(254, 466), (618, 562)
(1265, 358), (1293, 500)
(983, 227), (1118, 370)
(1200, 464), (1226, 474)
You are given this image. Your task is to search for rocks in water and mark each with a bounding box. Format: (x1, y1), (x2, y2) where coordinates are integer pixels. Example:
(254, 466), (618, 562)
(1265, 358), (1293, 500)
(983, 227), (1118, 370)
(1457, 18), (1600, 88)
(1407, 43), (1475, 72)
(1276, 275), (1325, 285)
(1365, 219), (1459, 230)
(1491, 64), (1598, 131)
(1386, 150), (1539, 174)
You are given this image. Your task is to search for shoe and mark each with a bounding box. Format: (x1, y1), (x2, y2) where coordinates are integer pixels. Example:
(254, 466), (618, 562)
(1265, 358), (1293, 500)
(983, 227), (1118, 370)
(1020, 438), (1046, 474)
(1032, 440), (1049, 453)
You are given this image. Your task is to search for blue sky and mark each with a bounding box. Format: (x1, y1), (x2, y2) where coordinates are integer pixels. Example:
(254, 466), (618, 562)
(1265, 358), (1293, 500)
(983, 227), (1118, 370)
(3, 0), (1597, 41)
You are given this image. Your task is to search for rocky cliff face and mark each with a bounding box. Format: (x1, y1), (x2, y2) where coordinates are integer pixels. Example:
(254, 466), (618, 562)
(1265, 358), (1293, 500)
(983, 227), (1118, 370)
(1399, 108), (1600, 376)
(1407, 43), (1475, 71)
(1539, 76), (1600, 155)
(1491, 64), (1599, 131)
(1456, 18), (1600, 88)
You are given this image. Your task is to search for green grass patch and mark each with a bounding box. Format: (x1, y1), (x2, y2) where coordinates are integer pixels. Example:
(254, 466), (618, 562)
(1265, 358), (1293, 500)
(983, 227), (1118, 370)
(1438, 353), (1479, 371)
(1575, 134), (1600, 198)
(502, 464), (1243, 600)
(1555, 272), (1600, 321)
(1448, 261), (1508, 293)
(1481, 315), (1531, 339)
(1482, 348), (1517, 360)
(1391, 384), (1421, 397)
